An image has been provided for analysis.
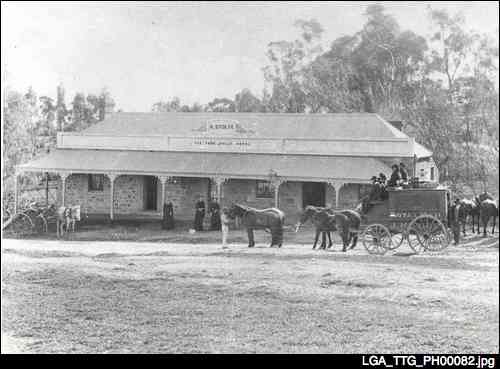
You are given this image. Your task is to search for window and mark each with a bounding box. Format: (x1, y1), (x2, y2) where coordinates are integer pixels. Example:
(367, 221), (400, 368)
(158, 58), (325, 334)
(256, 180), (274, 198)
(420, 168), (425, 178)
(88, 174), (104, 191)
(430, 167), (435, 181)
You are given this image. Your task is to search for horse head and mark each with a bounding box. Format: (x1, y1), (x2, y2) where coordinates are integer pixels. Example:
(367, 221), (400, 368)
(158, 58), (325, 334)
(298, 206), (317, 226)
(228, 204), (246, 219)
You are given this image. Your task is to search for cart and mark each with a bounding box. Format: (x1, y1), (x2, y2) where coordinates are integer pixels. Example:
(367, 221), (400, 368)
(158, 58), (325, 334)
(359, 187), (451, 255)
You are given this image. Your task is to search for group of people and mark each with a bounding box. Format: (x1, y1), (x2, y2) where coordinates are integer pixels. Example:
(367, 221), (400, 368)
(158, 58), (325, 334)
(161, 196), (232, 247)
(368, 162), (410, 202)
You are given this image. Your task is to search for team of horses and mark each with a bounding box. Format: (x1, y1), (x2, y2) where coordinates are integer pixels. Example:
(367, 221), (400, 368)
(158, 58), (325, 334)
(228, 191), (498, 249)
(456, 193), (498, 237)
(227, 203), (362, 250)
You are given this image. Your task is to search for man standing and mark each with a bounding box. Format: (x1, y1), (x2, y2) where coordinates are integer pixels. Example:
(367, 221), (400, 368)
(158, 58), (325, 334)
(193, 196), (206, 231)
(221, 207), (230, 248)
(449, 198), (461, 245)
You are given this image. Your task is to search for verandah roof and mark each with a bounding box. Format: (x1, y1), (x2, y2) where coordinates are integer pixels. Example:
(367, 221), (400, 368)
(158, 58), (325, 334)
(17, 149), (392, 183)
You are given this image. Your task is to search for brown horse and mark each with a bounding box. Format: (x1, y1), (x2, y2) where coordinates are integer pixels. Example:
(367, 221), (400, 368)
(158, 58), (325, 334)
(228, 204), (285, 247)
(478, 199), (498, 236)
(296, 206), (361, 251)
(459, 198), (480, 235)
(296, 206), (335, 249)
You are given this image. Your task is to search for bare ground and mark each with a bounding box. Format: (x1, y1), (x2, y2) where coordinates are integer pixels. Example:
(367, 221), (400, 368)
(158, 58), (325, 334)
(1, 229), (498, 353)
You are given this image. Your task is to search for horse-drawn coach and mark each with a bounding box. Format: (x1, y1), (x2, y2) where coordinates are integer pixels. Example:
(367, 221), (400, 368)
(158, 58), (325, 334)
(359, 187), (451, 255)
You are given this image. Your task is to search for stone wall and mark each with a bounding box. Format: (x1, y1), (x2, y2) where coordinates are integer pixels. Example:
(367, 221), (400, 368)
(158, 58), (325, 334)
(57, 175), (364, 223)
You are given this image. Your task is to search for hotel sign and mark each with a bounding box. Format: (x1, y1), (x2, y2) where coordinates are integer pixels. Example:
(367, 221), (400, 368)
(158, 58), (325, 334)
(190, 119), (257, 148)
(193, 119), (256, 136)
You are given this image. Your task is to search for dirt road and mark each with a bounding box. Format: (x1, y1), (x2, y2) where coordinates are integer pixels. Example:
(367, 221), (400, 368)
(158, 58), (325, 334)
(1, 235), (498, 353)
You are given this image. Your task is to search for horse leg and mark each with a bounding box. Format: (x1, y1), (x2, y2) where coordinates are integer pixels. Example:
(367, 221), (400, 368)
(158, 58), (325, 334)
(276, 226), (283, 248)
(341, 231), (348, 252)
(270, 229), (275, 248)
(327, 232), (333, 249)
(350, 231), (358, 249)
(482, 217), (487, 237)
(492, 216), (496, 234)
(320, 232), (327, 250)
(313, 229), (320, 249)
(247, 228), (255, 247)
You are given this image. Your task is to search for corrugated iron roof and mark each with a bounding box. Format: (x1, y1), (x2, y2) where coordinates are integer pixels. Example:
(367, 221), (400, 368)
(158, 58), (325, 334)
(80, 112), (409, 140)
(18, 149), (392, 182)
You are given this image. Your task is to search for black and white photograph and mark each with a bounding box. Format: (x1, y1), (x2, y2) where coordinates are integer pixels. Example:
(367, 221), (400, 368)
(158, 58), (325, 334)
(1, 1), (499, 356)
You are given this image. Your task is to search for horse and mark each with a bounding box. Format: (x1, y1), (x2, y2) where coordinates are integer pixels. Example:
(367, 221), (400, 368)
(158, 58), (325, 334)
(315, 209), (361, 252)
(228, 204), (285, 248)
(478, 199), (498, 237)
(56, 205), (82, 237)
(295, 206), (335, 249)
(296, 206), (361, 251)
(458, 198), (480, 235)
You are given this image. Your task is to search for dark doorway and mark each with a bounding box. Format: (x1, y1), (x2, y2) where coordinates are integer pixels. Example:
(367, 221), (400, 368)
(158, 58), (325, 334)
(302, 182), (326, 208)
(144, 176), (158, 211)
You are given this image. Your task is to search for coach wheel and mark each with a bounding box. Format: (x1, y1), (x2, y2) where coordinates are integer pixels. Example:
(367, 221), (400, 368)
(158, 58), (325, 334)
(408, 215), (450, 252)
(361, 224), (390, 255)
(387, 232), (405, 250)
(406, 228), (424, 254)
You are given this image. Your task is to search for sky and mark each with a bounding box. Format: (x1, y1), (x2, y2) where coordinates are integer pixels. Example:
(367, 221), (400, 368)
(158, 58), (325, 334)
(2, 1), (499, 112)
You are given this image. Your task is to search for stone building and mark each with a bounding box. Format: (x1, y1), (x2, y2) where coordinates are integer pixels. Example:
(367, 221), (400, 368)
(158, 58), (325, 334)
(16, 112), (434, 224)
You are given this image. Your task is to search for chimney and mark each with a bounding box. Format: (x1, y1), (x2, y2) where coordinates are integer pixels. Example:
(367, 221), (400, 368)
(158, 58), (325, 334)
(388, 120), (403, 131)
(99, 92), (115, 121)
(56, 84), (65, 131)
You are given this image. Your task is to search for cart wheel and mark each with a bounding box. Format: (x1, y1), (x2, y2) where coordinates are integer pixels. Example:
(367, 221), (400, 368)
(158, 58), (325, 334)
(408, 215), (450, 252)
(361, 224), (390, 255)
(388, 232), (405, 250)
(407, 228), (425, 254)
(9, 213), (35, 236)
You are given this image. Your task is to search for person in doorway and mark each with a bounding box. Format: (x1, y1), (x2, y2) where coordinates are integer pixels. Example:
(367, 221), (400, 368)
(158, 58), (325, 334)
(162, 201), (175, 230)
(209, 200), (221, 231)
(193, 196), (206, 231)
(221, 207), (231, 248)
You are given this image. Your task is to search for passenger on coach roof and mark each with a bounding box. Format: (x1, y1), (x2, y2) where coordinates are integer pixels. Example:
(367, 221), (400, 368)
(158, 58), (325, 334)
(387, 164), (402, 188)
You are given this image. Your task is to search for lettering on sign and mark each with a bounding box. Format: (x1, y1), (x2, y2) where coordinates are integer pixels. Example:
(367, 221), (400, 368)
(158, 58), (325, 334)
(389, 211), (443, 218)
(193, 138), (251, 147)
(192, 119), (257, 136)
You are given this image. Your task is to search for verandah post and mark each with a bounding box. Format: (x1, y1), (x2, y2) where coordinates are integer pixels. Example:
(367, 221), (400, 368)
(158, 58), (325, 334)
(107, 174), (117, 221)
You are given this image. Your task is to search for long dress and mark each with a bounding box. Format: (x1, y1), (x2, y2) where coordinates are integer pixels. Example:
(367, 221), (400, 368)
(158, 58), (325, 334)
(162, 202), (175, 230)
(210, 202), (221, 231)
(194, 200), (205, 231)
